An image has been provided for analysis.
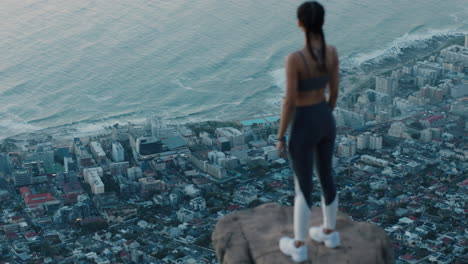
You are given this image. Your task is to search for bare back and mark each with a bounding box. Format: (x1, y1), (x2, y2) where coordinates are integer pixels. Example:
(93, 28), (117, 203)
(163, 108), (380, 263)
(293, 44), (339, 107)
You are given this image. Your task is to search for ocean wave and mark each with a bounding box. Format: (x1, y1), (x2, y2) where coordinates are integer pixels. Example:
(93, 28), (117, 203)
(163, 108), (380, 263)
(340, 28), (466, 72)
(0, 113), (44, 141)
(269, 68), (286, 90)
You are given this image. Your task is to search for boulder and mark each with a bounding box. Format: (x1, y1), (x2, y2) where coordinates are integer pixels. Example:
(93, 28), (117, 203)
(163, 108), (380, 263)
(212, 203), (395, 264)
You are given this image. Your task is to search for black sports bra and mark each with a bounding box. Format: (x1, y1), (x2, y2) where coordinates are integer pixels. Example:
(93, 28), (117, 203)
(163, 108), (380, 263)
(296, 50), (329, 92)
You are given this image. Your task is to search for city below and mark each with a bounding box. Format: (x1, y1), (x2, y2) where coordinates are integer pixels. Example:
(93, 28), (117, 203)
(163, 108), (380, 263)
(0, 36), (467, 264)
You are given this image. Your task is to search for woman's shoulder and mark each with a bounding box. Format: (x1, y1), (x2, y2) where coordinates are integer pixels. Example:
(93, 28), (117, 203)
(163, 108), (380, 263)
(325, 44), (339, 66)
(325, 44), (338, 57)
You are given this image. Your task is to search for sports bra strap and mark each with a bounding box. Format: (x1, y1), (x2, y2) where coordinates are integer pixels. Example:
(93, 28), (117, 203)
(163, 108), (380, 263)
(296, 50), (311, 75)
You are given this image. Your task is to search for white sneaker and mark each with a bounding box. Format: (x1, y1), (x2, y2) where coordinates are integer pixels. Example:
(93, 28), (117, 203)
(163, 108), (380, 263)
(309, 225), (340, 248)
(279, 236), (308, 262)
(309, 194), (341, 248)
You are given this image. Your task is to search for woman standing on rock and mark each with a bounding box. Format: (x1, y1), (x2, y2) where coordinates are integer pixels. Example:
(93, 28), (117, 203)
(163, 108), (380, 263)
(276, 1), (340, 262)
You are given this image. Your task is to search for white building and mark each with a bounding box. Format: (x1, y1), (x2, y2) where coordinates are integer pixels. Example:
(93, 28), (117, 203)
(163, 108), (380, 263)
(90, 142), (106, 164)
(388, 122), (407, 138)
(83, 167), (105, 194)
(215, 127), (245, 147)
(263, 145), (279, 161)
(369, 134), (383, 150)
(356, 132), (372, 150)
(440, 45), (468, 65)
(200, 131), (213, 146)
(208, 151), (226, 165)
(360, 155), (389, 167)
(111, 142), (125, 162)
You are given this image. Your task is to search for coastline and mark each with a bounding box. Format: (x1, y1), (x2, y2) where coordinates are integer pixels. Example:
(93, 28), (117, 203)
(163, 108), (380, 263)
(1, 34), (465, 148)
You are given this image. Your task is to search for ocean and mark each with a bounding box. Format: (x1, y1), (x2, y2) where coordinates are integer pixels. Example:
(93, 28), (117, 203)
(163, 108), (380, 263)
(1, 0), (467, 140)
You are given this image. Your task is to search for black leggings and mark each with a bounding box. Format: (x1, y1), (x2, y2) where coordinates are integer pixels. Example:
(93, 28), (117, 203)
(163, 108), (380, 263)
(287, 100), (337, 207)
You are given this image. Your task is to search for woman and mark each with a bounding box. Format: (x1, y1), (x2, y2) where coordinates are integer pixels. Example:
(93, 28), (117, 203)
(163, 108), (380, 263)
(276, 1), (340, 262)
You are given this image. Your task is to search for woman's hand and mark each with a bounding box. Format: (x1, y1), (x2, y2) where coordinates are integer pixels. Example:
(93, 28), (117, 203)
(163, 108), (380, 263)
(276, 140), (287, 158)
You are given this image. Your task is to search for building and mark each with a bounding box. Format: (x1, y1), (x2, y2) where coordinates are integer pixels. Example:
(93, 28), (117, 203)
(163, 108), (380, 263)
(208, 151), (226, 165)
(420, 129), (432, 143)
(83, 167), (104, 194)
(420, 115), (444, 128)
(360, 155), (389, 167)
(217, 137), (231, 151)
(20, 187), (59, 209)
(177, 208), (194, 222)
(190, 197), (206, 211)
(35, 143), (55, 169)
(111, 124), (129, 142)
(64, 156), (75, 172)
(72, 138), (91, 158)
(188, 153), (227, 178)
(356, 132), (370, 150)
(90, 142), (106, 164)
(13, 169), (32, 187)
(263, 146), (279, 161)
(111, 142), (125, 162)
(388, 122), (407, 138)
(150, 116), (176, 139)
(93, 192), (121, 211)
(134, 135), (189, 161)
(337, 137), (356, 158)
(450, 81), (468, 98)
(219, 156), (240, 169)
(109, 161), (129, 177)
(138, 177), (165, 198)
(375, 76), (397, 96)
(465, 34), (468, 48)
(127, 167), (143, 181)
(369, 134), (383, 150)
(440, 45), (468, 65)
(215, 127), (245, 147)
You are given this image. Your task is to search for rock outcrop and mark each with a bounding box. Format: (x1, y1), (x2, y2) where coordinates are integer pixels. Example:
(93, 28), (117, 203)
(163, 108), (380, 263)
(212, 203), (395, 264)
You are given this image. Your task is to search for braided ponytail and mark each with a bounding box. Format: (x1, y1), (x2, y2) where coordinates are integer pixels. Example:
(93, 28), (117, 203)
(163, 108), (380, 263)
(297, 1), (327, 74)
(318, 27), (327, 73)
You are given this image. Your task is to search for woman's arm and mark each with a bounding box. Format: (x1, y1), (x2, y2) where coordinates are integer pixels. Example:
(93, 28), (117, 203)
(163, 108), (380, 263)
(328, 46), (339, 111)
(277, 53), (298, 139)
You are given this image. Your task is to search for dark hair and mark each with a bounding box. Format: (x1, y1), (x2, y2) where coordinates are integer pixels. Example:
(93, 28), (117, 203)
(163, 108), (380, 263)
(297, 1), (327, 73)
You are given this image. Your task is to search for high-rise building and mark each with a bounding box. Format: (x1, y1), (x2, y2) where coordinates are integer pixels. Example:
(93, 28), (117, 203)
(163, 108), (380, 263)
(369, 134), (383, 150)
(90, 142), (106, 164)
(356, 132), (371, 150)
(375, 76), (396, 96)
(465, 34), (468, 48)
(64, 157), (75, 172)
(83, 167), (104, 194)
(215, 127), (245, 147)
(13, 169), (32, 187)
(111, 142), (125, 162)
